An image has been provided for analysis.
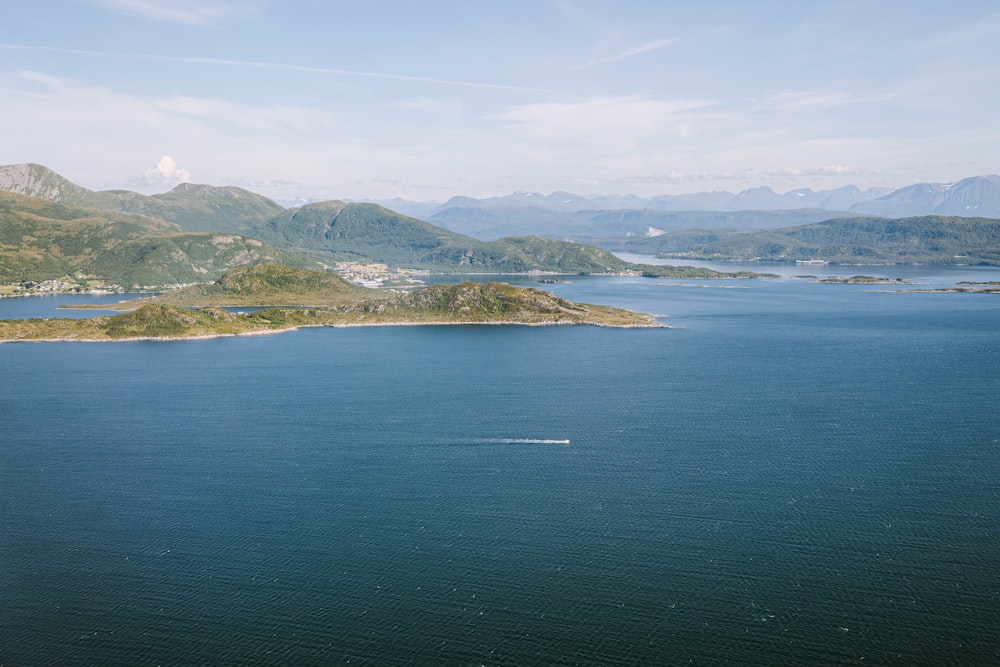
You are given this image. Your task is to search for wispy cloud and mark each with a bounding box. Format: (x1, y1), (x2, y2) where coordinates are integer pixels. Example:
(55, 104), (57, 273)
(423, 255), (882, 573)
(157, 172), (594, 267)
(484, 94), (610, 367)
(0, 43), (556, 94)
(9, 70), (341, 136)
(0, 69), (495, 199)
(494, 95), (715, 149)
(388, 97), (464, 120)
(0, 70), (348, 191)
(756, 89), (896, 112)
(576, 38), (677, 69)
(927, 11), (1000, 46)
(85, 0), (253, 26)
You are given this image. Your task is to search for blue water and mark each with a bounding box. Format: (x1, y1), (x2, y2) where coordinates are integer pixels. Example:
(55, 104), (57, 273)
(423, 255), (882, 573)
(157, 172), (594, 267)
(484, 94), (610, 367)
(0, 292), (150, 319)
(2, 271), (999, 665)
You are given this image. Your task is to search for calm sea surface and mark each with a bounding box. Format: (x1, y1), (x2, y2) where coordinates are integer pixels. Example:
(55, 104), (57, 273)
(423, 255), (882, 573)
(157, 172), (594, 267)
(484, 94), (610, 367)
(2, 266), (999, 665)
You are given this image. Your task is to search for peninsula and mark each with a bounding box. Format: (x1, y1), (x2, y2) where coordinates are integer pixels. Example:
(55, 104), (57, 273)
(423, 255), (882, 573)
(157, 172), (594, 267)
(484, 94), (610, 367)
(0, 265), (663, 343)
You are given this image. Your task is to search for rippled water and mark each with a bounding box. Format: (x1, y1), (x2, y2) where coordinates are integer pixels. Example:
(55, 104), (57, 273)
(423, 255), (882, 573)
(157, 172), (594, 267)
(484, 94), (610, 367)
(2, 271), (999, 665)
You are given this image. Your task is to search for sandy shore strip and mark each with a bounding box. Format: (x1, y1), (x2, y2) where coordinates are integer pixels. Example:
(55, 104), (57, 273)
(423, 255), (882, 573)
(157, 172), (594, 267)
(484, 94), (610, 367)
(0, 317), (667, 344)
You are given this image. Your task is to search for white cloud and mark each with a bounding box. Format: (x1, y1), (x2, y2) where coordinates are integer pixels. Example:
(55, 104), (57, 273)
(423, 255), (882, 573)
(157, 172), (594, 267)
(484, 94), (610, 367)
(138, 156), (192, 189)
(2, 58), (995, 201)
(800, 165), (871, 177)
(0, 71), (352, 194)
(388, 97), (464, 121)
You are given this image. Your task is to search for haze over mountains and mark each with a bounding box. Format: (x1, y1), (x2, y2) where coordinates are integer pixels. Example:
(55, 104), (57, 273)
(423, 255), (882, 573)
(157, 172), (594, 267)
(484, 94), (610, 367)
(7, 164), (1000, 233)
(0, 163), (667, 284)
(2, 162), (999, 285)
(364, 175), (1000, 241)
(378, 176), (1000, 216)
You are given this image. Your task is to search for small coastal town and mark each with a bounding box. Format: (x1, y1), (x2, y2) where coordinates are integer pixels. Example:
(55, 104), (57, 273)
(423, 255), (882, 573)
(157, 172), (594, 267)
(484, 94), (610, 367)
(1, 277), (130, 297)
(327, 262), (428, 289)
(0, 262), (429, 298)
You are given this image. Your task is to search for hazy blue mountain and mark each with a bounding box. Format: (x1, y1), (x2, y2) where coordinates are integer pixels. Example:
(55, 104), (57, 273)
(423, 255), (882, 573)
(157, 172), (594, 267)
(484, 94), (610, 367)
(850, 183), (951, 217)
(933, 176), (1000, 215)
(434, 191), (650, 212)
(363, 198), (442, 219)
(645, 191), (735, 211)
(819, 185), (877, 210)
(421, 184), (891, 217)
(402, 183), (895, 239)
(430, 206), (856, 241)
(430, 205), (578, 240)
(849, 176), (1000, 217)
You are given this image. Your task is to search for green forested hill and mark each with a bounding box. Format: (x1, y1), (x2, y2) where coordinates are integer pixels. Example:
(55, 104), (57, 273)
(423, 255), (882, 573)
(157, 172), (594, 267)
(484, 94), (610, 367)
(0, 164), (285, 234)
(259, 200), (634, 272)
(0, 164), (778, 281)
(621, 216), (1000, 265)
(142, 263), (373, 306)
(0, 192), (311, 286)
(117, 183), (286, 233)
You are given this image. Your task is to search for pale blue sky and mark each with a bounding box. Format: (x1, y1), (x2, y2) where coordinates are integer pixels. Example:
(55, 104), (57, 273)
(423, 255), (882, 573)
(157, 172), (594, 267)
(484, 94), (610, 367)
(2, 1), (998, 202)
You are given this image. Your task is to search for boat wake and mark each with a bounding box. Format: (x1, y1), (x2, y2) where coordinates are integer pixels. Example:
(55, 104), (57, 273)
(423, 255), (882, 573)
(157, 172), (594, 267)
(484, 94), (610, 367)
(485, 438), (570, 445)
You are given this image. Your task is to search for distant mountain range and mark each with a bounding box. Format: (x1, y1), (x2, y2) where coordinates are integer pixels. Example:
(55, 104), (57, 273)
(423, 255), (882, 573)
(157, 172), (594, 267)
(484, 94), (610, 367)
(426, 184), (893, 214)
(2, 163), (998, 285)
(378, 176), (1000, 216)
(369, 176), (1000, 240)
(2, 163), (752, 284)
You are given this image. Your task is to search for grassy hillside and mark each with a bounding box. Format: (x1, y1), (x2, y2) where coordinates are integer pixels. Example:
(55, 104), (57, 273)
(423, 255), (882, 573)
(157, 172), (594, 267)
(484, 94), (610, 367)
(622, 216), (1000, 265)
(258, 201), (774, 276)
(117, 183), (286, 233)
(0, 164), (285, 234)
(66, 265), (660, 327)
(131, 263), (375, 306)
(262, 201), (472, 264)
(365, 281), (631, 323)
(0, 192), (312, 286)
(0, 272), (663, 342)
(0, 165), (777, 279)
(261, 201), (636, 273)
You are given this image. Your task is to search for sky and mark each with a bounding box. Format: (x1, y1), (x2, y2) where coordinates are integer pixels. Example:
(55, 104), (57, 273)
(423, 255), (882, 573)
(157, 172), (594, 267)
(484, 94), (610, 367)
(2, 1), (999, 203)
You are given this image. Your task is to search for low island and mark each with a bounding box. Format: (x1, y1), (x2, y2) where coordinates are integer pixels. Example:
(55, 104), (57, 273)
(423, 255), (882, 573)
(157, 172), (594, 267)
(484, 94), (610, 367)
(0, 265), (664, 343)
(819, 275), (912, 284)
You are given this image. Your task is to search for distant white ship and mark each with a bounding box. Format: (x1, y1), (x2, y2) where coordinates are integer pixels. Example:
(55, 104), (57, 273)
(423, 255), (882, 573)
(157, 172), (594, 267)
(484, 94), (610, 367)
(796, 259), (829, 265)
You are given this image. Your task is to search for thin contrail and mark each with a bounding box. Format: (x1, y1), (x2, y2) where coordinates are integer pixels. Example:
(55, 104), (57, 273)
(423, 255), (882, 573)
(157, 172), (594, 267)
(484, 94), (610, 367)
(0, 43), (557, 94)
